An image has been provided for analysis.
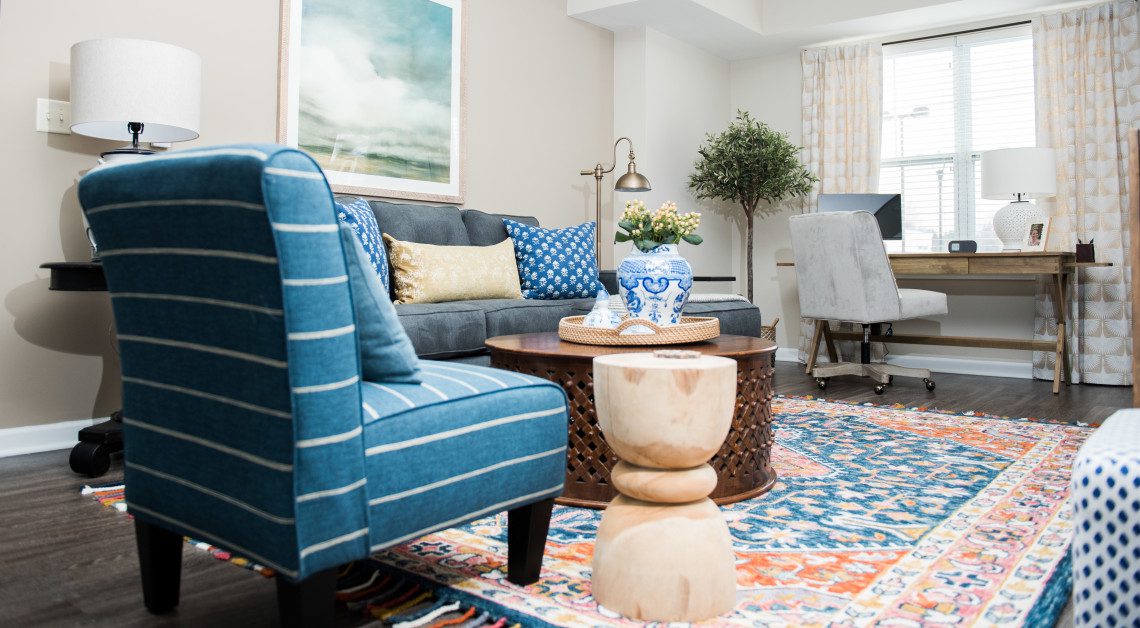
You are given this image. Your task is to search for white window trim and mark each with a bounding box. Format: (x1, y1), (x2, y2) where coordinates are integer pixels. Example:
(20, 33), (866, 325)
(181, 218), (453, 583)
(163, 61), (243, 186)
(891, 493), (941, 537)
(881, 23), (1034, 251)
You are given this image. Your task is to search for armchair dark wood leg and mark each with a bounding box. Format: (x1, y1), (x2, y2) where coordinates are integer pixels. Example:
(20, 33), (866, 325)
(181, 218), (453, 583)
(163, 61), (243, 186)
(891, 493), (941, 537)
(507, 497), (555, 585)
(134, 519), (183, 614)
(276, 567), (337, 628)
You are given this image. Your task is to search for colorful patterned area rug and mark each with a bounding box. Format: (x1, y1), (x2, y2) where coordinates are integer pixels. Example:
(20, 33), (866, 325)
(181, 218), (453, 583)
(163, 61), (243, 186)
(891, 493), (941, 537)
(87, 396), (1092, 626)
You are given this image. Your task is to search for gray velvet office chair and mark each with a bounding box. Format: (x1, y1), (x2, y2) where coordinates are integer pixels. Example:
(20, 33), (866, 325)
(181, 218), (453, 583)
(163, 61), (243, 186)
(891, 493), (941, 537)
(789, 211), (948, 394)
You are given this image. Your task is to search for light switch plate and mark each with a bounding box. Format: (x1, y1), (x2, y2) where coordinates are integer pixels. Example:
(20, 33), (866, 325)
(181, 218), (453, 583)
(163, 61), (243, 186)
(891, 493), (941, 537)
(36, 98), (71, 134)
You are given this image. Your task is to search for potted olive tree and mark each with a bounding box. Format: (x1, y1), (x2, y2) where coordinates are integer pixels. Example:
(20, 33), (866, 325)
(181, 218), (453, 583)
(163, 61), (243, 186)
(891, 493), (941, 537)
(688, 110), (816, 303)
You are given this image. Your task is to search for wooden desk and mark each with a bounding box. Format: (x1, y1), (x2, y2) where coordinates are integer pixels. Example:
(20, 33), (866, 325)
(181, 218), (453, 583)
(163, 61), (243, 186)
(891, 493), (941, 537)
(777, 252), (1112, 394)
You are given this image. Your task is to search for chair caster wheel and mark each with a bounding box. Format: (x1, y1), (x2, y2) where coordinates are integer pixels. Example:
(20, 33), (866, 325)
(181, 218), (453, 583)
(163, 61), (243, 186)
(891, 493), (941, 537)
(874, 384), (886, 394)
(924, 378), (936, 391)
(816, 378), (828, 390)
(70, 442), (111, 477)
(887, 375), (894, 384)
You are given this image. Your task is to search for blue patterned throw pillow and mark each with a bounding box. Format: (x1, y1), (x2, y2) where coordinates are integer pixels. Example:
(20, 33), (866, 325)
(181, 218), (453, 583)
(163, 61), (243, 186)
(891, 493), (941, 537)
(335, 197), (389, 292)
(503, 218), (602, 300)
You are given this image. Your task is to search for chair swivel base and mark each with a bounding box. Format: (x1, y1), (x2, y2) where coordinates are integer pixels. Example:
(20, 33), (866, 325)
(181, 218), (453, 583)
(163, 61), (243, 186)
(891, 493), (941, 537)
(812, 362), (935, 394)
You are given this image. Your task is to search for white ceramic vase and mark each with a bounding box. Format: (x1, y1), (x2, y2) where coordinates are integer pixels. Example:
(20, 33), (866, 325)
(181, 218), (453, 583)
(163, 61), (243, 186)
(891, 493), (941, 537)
(992, 200), (1043, 251)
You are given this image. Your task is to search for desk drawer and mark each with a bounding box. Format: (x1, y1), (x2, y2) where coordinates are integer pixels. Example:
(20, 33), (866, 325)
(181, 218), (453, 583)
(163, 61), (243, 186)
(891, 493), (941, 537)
(890, 257), (967, 275)
(968, 257), (1059, 275)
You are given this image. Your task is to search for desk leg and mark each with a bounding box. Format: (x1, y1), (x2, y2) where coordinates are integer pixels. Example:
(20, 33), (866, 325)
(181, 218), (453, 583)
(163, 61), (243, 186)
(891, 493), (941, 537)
(805, 320), (825, 375)
(1050, 272), (1071, 394)
(1060, 274), (1073, 387)
(1052, 324), (1065, 394)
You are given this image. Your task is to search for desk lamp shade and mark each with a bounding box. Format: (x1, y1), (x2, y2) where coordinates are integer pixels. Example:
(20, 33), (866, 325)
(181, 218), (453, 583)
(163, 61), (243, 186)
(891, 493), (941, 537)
(980, 147), (1057, 250)
(70, 39), (201, 147)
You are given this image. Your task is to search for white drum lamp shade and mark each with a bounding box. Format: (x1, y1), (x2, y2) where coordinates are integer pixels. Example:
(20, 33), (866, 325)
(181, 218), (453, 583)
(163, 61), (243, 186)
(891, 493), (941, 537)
(981, 148), (1057, 200)
(980, 147), (1057, 250)
(70, 39), (201, 143)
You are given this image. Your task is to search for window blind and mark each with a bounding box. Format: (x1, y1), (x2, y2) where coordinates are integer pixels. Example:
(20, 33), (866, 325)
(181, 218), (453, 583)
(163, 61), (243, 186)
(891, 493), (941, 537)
(880, 25), (1036, 252)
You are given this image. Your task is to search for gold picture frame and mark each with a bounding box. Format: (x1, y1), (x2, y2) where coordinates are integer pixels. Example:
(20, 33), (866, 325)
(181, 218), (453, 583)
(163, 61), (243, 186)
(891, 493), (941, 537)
(277, 0), (467, 202)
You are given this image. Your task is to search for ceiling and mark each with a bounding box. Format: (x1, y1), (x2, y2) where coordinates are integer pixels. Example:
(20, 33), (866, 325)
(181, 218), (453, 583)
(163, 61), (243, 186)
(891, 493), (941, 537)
(567, 0), (1085, 59)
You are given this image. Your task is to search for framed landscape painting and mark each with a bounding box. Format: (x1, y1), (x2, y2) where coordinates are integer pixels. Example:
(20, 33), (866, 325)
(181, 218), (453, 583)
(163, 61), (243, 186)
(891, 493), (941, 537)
(278, 0), (466, 202)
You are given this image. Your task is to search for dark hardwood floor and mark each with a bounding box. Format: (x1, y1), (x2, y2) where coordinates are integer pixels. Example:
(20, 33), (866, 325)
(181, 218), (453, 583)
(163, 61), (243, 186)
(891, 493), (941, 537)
(773, 361), (1130, 424)
(0, 363), (1118, 626)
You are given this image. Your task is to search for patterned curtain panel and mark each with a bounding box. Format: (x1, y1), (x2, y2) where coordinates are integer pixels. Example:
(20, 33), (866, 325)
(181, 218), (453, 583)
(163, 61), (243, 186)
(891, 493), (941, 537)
(1032, 1), (1139, 385)
(797, 43), (884, 363)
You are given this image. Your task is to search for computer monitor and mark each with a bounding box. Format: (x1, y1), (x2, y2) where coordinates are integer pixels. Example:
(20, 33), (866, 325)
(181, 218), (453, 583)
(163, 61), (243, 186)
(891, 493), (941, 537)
(817, 193), (902, 240)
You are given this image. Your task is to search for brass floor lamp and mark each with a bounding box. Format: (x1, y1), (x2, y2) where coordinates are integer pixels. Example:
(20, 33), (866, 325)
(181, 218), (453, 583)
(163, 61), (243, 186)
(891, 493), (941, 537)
(580, 137), (651, 263)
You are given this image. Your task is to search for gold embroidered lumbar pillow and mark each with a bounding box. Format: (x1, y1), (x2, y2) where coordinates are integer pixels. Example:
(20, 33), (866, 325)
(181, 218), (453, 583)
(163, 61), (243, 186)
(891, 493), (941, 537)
(383, 235), (523, 304)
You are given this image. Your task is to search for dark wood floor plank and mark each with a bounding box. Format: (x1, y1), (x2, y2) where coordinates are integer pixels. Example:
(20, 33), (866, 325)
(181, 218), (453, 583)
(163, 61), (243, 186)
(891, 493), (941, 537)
(774, 361), (1130, 424)
(0, 365), (1120, 626)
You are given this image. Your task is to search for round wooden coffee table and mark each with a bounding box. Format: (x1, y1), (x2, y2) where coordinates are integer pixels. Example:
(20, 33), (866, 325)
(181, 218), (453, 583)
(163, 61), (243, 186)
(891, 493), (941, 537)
(486, 333), (777, 509)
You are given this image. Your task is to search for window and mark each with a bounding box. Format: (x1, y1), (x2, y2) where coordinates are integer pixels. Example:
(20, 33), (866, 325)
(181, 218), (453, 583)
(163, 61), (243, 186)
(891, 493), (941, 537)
(880, 25), (1035, 251)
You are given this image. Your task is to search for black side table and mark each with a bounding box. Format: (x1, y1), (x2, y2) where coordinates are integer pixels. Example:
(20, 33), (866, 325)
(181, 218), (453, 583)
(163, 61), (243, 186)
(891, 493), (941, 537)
(39, 261), (121, 477)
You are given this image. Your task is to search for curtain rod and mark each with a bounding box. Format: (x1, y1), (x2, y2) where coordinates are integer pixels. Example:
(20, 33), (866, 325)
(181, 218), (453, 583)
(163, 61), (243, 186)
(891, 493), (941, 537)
(884, 20), (1031, 47)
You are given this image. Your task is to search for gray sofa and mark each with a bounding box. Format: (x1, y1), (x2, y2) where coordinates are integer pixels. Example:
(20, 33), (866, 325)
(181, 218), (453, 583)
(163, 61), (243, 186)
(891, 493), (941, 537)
(339, 197), (763, 363)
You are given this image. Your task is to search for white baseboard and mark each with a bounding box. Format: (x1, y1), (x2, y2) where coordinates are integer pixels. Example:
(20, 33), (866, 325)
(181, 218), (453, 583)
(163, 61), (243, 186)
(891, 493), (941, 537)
(775, 347), (801, 363)
(883, 354), (1033, 379)
(0, 418), (100, 458)
(774, 348), (1032, 379)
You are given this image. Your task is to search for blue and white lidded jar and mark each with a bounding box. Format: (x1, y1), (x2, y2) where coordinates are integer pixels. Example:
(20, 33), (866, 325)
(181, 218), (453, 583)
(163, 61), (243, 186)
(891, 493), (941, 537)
(617, 244), (694, 327)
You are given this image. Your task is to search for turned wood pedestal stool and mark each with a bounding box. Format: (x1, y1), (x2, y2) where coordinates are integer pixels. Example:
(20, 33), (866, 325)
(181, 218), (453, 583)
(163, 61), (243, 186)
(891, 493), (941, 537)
(590, 350), (738, 623)
(485, 333), (778, 508)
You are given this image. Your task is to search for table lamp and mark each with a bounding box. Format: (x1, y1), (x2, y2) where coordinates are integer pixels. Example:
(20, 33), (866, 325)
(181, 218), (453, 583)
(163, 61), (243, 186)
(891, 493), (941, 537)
(981, 147), (1057, 251)
(581, 137), (651, 262)
(70, 38), (201, 161)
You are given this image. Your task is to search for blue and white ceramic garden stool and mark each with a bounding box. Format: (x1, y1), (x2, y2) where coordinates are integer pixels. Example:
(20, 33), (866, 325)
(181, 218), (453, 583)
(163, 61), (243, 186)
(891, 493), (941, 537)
(1071, 409), (1140, 628)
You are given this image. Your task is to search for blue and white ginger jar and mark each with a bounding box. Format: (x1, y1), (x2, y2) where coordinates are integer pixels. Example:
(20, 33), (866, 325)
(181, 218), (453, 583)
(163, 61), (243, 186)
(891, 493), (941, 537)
(617, 244), (693, 326)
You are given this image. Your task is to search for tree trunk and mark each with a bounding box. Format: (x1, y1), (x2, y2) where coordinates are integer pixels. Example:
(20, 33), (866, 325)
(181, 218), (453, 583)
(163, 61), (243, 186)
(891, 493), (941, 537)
(745, 207), (754, 303)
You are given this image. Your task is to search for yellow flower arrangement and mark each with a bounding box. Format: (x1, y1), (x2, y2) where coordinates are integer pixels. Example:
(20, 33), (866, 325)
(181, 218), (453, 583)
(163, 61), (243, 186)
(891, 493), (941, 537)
(615, 200), (703, 253)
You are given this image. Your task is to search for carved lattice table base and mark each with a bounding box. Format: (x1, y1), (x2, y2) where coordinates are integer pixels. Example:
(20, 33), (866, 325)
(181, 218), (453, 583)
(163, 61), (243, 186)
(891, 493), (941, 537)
(486, 333), (777, 509)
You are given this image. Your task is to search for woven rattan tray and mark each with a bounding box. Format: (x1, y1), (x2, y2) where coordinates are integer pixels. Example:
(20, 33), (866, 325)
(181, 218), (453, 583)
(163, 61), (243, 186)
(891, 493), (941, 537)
(558, 315), (720, 346)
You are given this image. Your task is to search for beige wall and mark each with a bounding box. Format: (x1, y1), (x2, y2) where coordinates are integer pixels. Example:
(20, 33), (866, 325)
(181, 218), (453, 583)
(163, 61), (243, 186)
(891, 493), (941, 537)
(730, 50), (1036, 368)
(642, 28), (735, 280)
(610, 28), (735, 279)
(466, 1), (614, 228)
(0, 0), (613, 430)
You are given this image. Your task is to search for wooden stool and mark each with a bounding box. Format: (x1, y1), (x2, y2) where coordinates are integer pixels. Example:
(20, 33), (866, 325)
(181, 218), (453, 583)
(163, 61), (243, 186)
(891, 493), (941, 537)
(590, 350), (738, 622)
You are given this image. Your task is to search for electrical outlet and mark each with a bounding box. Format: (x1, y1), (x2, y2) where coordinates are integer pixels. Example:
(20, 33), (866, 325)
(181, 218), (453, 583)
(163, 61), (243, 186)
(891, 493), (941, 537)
(35, 98), (71, 134)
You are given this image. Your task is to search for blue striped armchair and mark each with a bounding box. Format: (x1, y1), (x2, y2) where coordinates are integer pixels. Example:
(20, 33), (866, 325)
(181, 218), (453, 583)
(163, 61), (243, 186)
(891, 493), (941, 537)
(79, 145), (569, 626)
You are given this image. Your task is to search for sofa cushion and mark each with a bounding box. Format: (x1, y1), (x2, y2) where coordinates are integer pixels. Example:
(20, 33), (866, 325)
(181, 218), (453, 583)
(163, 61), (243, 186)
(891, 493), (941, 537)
(396, 298), (593, 358)
(395, 302), (489, 359)
(360, 360), (567, 550)
(462, 209), (539, 246)
(369, 200), (471, 246)
(482, 298), (593, 338)
(338, 225), (422, 383)
(335, 197), (389, 291)
(503, 218), (602, 300)
(682, 301), (762, 337)
(384, 235), (523, 304)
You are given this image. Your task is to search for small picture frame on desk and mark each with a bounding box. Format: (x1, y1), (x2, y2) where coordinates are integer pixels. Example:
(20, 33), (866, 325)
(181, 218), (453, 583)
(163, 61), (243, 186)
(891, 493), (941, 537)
(1021, 217), (1051, 252)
